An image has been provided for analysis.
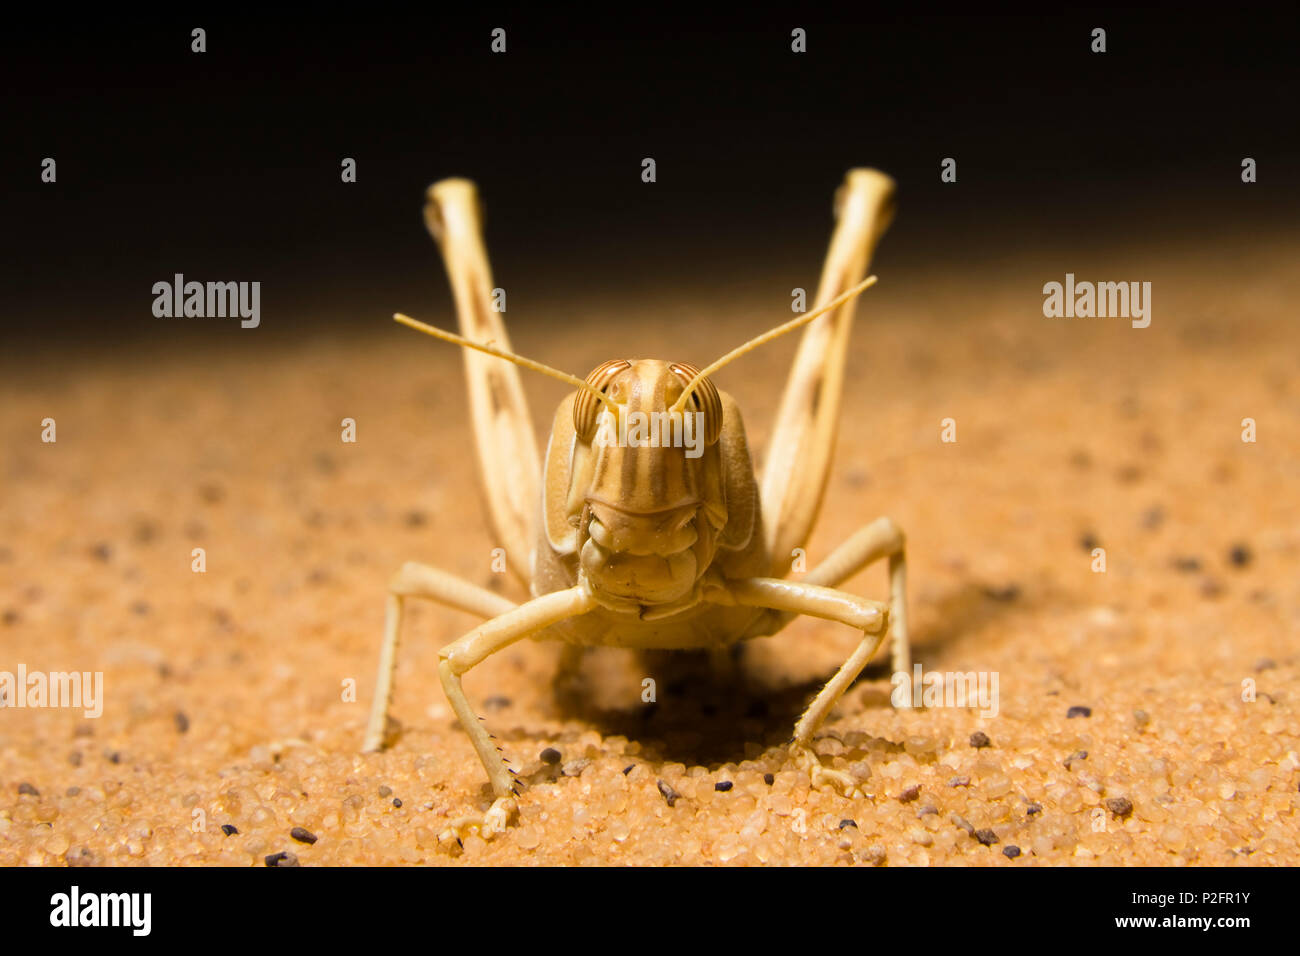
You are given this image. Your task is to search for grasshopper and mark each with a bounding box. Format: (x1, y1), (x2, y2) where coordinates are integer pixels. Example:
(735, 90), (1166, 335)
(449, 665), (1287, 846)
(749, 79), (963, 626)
(364, 169), (907, 837)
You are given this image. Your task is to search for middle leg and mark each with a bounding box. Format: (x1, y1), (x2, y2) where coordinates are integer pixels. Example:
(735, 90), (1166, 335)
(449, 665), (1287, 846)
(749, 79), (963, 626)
(779, 516), (909, 677)
(363, 560), (518, 753)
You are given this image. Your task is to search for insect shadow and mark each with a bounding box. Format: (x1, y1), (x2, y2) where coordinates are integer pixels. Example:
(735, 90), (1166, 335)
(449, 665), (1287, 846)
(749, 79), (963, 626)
(550, 647), (819, 768)
(528, 579), (1027, 771)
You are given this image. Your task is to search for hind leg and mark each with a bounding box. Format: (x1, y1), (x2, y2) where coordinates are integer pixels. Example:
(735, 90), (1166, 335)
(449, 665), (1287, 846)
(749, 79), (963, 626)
(760, 169), (897, 571)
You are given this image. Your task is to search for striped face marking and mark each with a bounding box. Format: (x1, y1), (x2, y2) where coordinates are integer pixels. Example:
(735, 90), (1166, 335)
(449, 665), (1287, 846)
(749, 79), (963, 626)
(574, 359), (723, 605)
(596, 361), (696, 512)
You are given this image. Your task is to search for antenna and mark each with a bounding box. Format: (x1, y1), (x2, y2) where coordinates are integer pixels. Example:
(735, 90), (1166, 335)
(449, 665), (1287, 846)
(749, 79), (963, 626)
(393, 313), (620, 414)
(670, 274), (878, 413)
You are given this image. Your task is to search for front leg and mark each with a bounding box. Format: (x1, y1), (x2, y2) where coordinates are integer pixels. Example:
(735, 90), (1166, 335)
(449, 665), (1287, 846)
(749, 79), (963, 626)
(437, 585), (597, 837)
(727, 577), (891, 797)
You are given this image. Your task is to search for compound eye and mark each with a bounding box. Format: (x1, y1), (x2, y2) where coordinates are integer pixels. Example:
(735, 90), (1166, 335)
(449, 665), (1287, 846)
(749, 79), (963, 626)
(669, 362), (722, 445)
(573, 359), (630, 441)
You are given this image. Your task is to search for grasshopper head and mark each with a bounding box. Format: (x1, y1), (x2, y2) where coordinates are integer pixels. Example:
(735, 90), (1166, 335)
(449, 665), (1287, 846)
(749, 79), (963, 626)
(395, 272), (877, 610)
(569, 359), (726, 606)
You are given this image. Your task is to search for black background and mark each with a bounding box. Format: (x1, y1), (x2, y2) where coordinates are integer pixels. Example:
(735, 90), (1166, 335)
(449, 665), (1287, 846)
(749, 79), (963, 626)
(3, 7), (1297, 348)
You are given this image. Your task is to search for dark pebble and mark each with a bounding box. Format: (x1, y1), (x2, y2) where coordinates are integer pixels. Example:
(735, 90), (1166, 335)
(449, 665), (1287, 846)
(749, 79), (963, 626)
(1140, 507), (1165, 530)
(66, 786), (80, 796)
(1066, 705), (1092, 719)
(174, 711), (190, 733)
(1079, 533), (1099, 552)
(483, 695), (512, 711)
(539, 747), (562, 765)
(1003, 845), (1022, 859)
(981, 584), (1020, 602)
(1172, 556), (1202, 573)
(221, 824), (239, 836)
(1026, 802), (1043, 816)
(17, 782), (40, 797)
(392, 798), (402, 808)
(899, 784), (922, 803)
(1228, 544), (1252, 568)
(949, 776), (971, 788)
(970, 731), (991, 749)
(1105, 797), (1134, 817)
(2, 608), (18, 626)
(714, 781), (733, 792)
(290, 827), (318, 845)
(974, 828), (999, 846)
(198, 483), (225, 504)
(1065, 750), (1088, 766)
(838, 819), (858, 830)
(763, 773), (775, 786)
(130, 601), (150, 616)
(265, 851), (300, 867)
(623, 765), (635, 776)
(404, 510), (428, 528)
(1255, 659), (1277, 672)
(656, 779), (680, 807)
(377, 785), (393, 798)
(1200, 577), (1225, 599)
(90, 543), (113, 562)
(107, 751), (122, 764)
(132, 520), (159, 544)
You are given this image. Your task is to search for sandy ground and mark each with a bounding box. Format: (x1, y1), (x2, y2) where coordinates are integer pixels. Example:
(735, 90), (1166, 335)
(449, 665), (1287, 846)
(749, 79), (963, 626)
(2, 233), (1298, 867)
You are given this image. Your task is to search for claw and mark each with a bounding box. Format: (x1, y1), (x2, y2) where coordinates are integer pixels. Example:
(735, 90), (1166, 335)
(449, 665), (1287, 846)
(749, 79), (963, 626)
(790, 743), (867, 799)
(438, 795), (520, 847)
